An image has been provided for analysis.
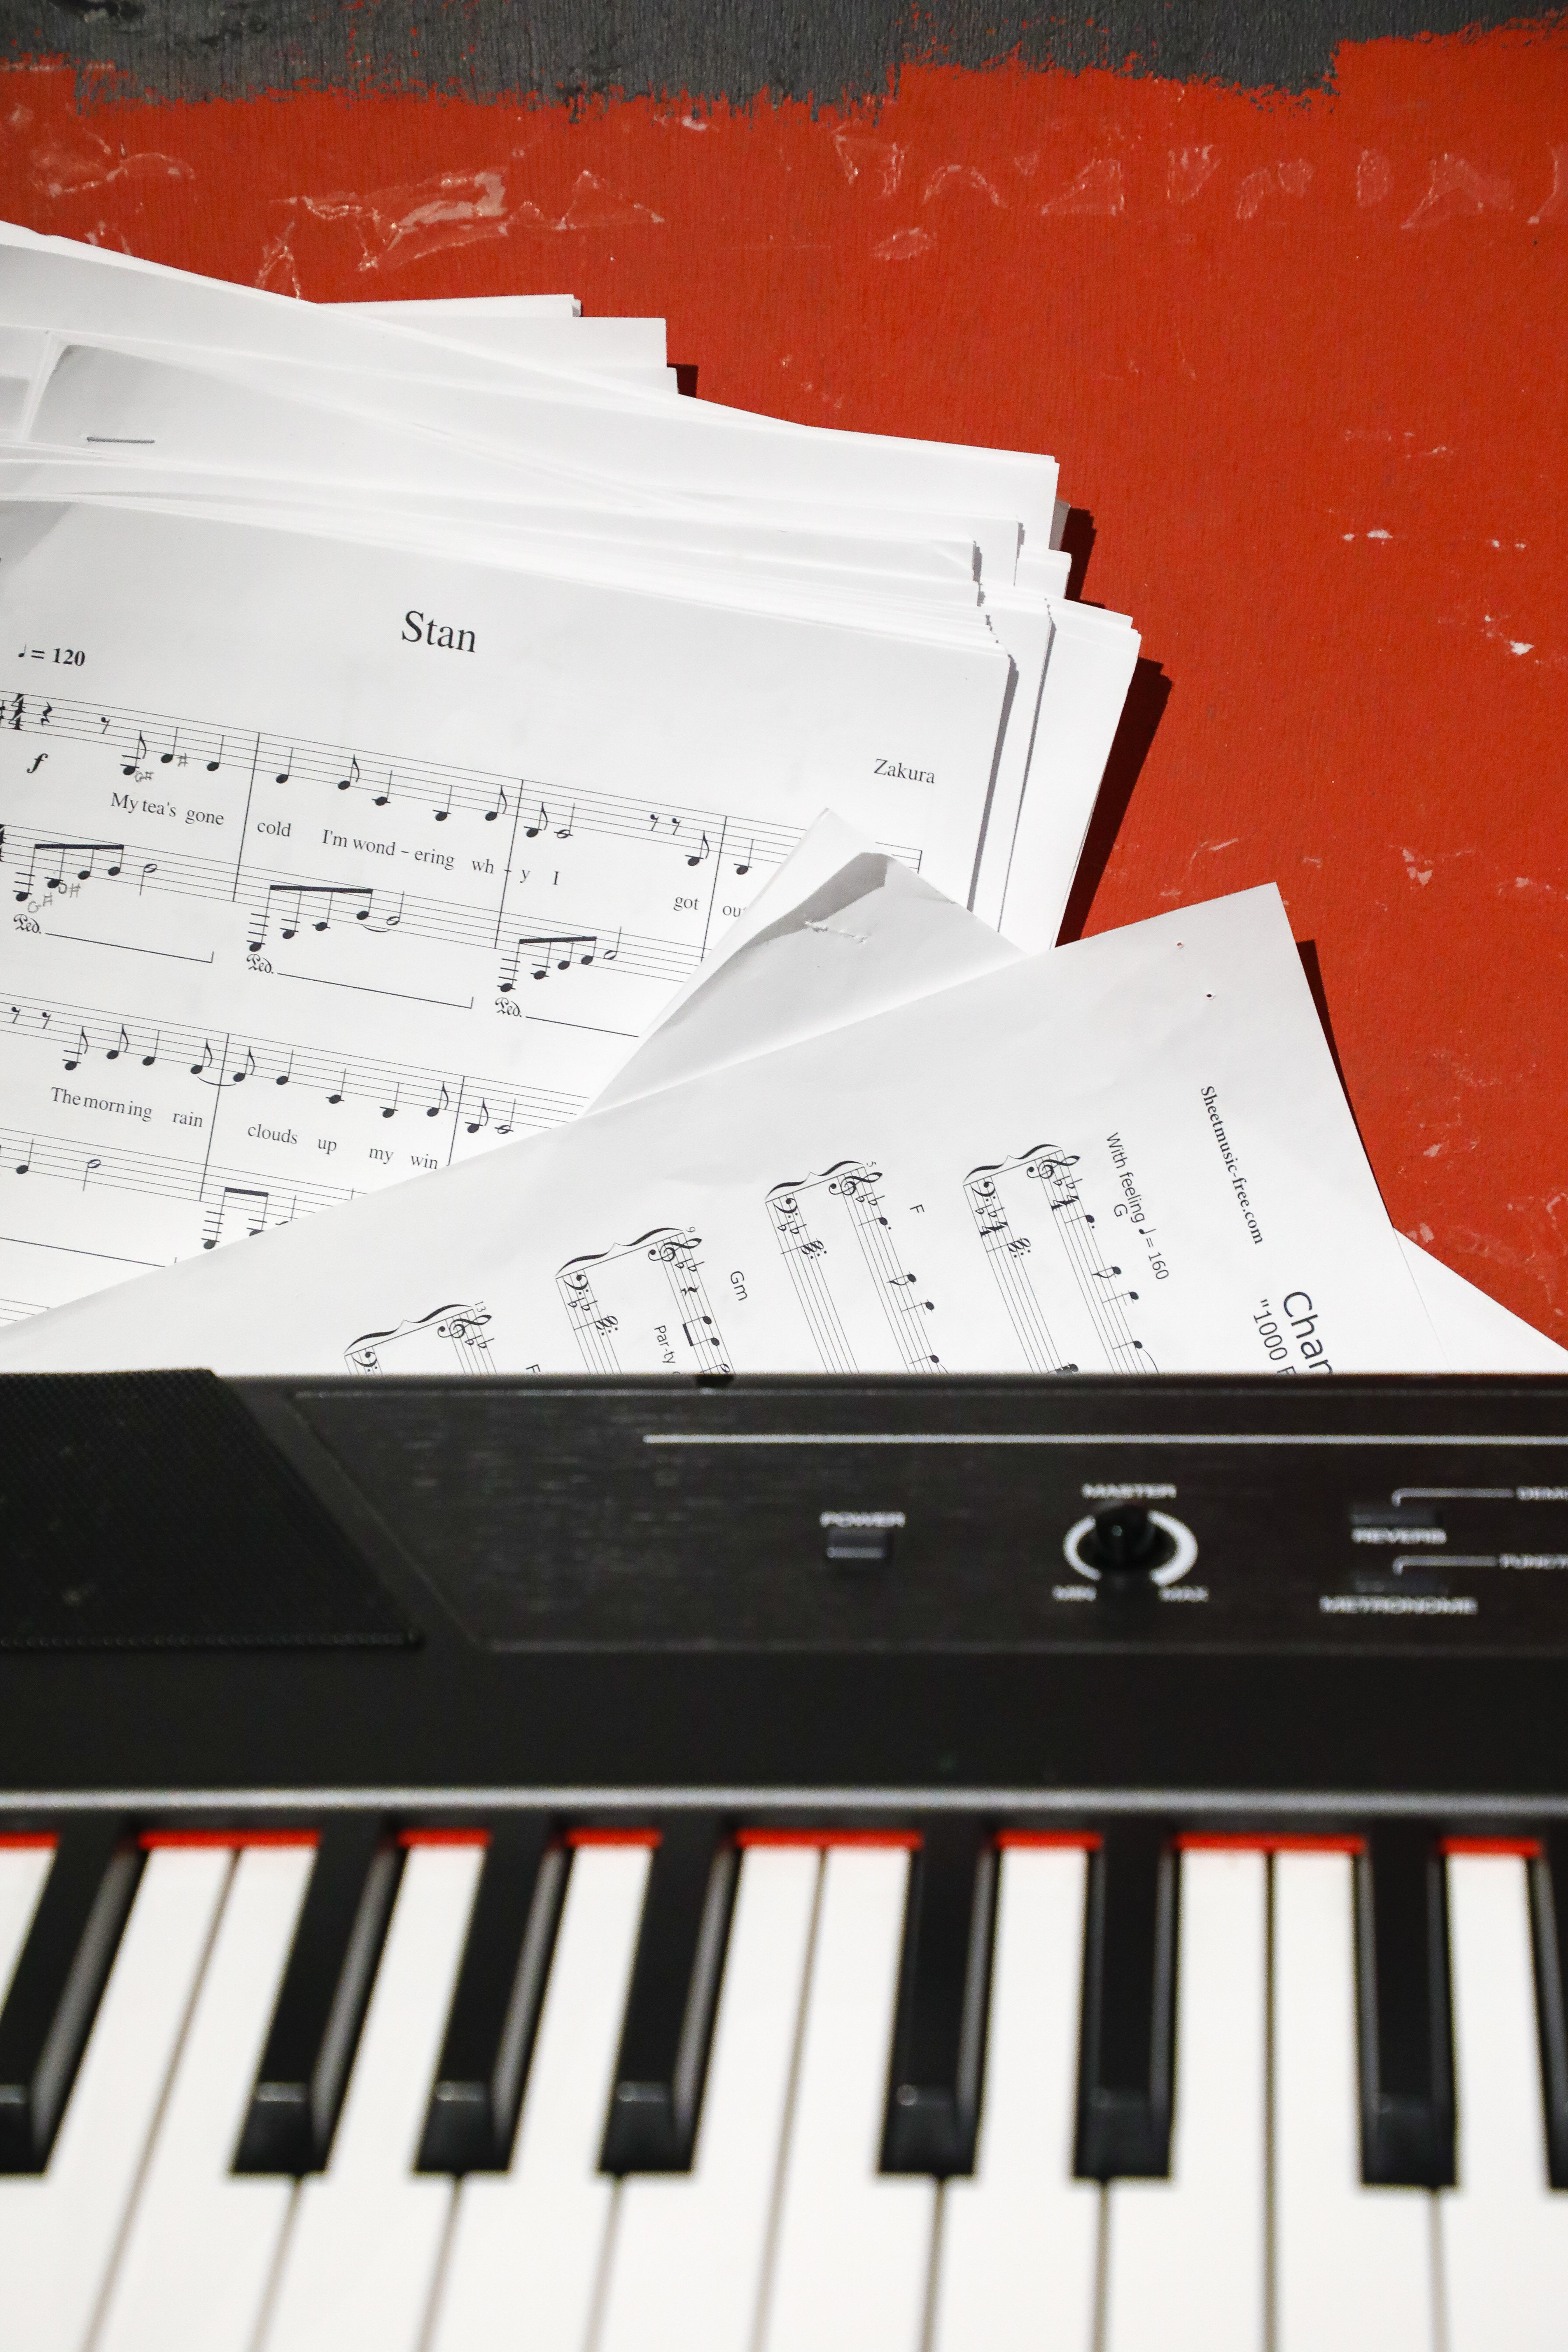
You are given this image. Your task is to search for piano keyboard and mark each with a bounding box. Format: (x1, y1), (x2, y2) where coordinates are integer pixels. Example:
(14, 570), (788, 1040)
(2, 1815), (1568, 2351)
(5, 1367), (1568, 2345)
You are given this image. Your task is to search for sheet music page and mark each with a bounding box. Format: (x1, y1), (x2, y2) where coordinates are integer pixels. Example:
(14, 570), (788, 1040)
(0, 498), (1009, 1323)
(610, 829), (1560, 1373)
(0, 883), (1447, 1377)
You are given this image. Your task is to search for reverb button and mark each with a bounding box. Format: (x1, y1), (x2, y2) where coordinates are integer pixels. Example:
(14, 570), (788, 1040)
(1351, 1506), (1445, 1546)
(820, 1509), (904, 1569)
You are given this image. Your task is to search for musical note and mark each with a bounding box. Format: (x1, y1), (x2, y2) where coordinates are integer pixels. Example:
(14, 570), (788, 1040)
(734, 840), (754, 875)
(372, 770), (394, 806)
(603, 926), (622, 964)
(427, 1082), (450, 1120)
(206, 736), (224, 773)
(380, 1085), (400, 1121)
(465, 1097), (489, 1136)
(159, 729), (179, 766)
(275, 1051), (294, 1088)
(229, 1046), (258, 1086)
(250, 882), (373, 950)
(337, 755), (361, 794)
(202, 1184), (269, 1250)
(121, 731), (147, 776)
(434, 783), (453, 822)
(63, 1027), (88, 1072)
(140, 1029), (160, 1069)
(274, 750), (294, 784)
(327, 1069), (347, 1105)
(190, 1039), (217, 1081)
(13, 1140), (31, 1175)
(484, 783), (507, 825)
(524, 801), (550, 839)
(16, 841), (126, 899)
(495, 1099), (516, 1135)
(556, 804), (575, 840)
(497, 932), (598, 992)
(686, 832), (712, 868)
(104, 1024), (131, 1062)
(81, 1156), (102, 1191)
(138, 862), (158, 895)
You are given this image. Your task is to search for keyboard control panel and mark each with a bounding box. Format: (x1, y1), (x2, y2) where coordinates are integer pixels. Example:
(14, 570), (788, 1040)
(288, 1374), (1568, 1656)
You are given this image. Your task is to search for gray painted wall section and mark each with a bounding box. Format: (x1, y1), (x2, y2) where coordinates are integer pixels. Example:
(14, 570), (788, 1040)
(0, 0), (1563, 106)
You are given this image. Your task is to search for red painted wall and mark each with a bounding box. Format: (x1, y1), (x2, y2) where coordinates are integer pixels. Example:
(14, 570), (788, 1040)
(2, 26), (1565, 1335)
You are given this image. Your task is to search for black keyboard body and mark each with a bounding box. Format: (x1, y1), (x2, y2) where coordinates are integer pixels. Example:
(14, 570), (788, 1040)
(1, 1368), (1565, 1825)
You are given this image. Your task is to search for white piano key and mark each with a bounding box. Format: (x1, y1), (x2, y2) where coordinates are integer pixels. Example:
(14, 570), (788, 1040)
(1102, 1846), (1266, 2352)
(931, 1843), (1099, 2352)
(1442, 1851), (1568, 2350)
(597, 1843), (819, 2352)
(0, 1843), (54, 2004)
(760, 1842), (934, 2352)
(1273, 1848), (1434, 2352)
(95, 1841), (315, 2352)
(260, 1839), (485, 2352)
(0, 1843), (231, 2352)
(427, 1840), (651, 2352)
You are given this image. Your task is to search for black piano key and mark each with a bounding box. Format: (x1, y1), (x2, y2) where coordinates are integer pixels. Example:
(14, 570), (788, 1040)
(416, 1815), (567, 2174)
(599, 1814), (737, 2174)
(233, 1814), (400, 2175)
(1354, 1823), (1455, 2187)
(1528, 1828), (1568, 2188)
(1073, 1821), (1178, 2179)
(881, 1817), (996, 2176)
(0, 1817), (141, 2172)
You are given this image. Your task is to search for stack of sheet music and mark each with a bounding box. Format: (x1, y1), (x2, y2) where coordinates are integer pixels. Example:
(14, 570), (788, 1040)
(0, 229), (1558, 1379)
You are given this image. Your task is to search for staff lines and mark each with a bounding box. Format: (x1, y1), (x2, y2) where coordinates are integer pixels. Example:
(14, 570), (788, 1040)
(2, 818), (708, 992)
(0, 986), (589, 1134)
(0, 686), (818, 870)
(1, 1120), (357, 1229)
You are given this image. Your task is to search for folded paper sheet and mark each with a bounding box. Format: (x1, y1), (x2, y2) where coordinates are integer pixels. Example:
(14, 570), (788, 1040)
(0, 883), (1447, 1377)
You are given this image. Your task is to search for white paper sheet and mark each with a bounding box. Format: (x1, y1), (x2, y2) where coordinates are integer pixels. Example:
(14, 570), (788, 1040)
(991, 600), (1141, 951)
(606, 828), (1564, 1376)
(0, 237), (657, 400)
(0, 498), (1009, 1322)
(0, 244), (1060, 555)
(0, 455), (983, 596)
(1, 233), (1054, 564)
(0, 884), (1448, 1378)
(329, 295), (583, 321)
(1398, 1237), (1568, 1372)
(590, 813), (1021, 1113)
